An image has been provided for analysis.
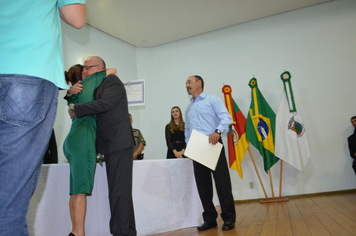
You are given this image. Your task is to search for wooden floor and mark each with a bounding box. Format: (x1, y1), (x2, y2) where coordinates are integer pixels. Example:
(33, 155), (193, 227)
(150, 190), (356, 236)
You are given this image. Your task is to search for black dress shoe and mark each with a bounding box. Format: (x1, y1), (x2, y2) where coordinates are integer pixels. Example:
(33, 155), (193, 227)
(68, 233), (75, 236)
(222, 222), (235, 231)
(197, 222), (217, 231)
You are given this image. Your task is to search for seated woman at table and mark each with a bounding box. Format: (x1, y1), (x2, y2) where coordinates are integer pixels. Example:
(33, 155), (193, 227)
(165, 106), (186, 159)
(63, 63), (116, 236)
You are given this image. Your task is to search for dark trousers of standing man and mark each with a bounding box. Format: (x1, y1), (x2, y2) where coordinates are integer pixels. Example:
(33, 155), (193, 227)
(105, 147), (137, 236)
(193, 140), (236, 224)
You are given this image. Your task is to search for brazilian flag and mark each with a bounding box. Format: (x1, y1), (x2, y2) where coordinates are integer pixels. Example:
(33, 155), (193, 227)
(246, 78), (279, 173)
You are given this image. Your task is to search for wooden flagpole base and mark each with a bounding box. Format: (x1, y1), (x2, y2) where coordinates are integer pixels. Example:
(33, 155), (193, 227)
(259, 196), (289, 204)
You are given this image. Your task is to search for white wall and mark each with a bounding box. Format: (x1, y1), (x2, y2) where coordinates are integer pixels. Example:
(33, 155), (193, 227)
(57, 0), (356, 200)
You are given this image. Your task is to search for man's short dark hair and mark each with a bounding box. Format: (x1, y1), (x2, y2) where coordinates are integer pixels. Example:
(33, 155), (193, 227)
(351, 116), (356, 121)
(194, 75), (204, 89)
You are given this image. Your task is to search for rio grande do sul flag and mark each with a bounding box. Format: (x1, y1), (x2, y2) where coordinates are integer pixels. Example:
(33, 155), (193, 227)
(222, 85), (249, 178)
(246, 78), (279, 173)
(275, 72), (311, 172)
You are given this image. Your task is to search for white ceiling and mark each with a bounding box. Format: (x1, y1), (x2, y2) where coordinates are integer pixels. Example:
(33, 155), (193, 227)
(86, 0), (331, 47)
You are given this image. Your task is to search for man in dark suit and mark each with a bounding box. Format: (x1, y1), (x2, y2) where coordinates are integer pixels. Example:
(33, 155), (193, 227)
(69, 56), (136, 236)
(348, 116), (356, 175)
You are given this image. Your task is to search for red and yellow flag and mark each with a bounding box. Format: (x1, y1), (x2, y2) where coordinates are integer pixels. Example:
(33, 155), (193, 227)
(222, 85), (249, 178)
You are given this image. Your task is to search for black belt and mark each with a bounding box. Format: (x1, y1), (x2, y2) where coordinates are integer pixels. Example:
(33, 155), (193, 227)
(173, 141), (183, 144)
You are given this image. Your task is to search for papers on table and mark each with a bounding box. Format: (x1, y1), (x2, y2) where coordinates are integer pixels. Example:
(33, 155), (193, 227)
(184, 129), (222, 171)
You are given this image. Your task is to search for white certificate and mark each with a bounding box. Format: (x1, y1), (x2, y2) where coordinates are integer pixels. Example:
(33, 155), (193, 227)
(123, 80), (145, 106)
(184, 129), (223, 171)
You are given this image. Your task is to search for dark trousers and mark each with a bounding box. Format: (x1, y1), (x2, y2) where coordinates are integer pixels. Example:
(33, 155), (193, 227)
(105, 147), (136, 236)
(193, 143), (236, 223)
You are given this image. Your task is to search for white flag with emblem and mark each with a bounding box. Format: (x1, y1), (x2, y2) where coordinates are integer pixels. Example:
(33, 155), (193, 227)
(275, 90), (311, 172)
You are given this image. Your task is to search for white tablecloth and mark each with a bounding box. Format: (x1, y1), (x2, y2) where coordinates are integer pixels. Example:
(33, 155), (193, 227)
(27, 158), (202, 236)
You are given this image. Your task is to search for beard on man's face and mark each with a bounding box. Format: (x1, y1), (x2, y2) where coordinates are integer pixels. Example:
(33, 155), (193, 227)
(187, 87), (192, 95)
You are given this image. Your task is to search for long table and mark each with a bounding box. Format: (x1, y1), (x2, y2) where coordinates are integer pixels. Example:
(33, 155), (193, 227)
(27, 158), (202, 236)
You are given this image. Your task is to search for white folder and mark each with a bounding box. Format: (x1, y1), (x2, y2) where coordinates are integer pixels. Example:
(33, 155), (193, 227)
(184, 129), (223, 171)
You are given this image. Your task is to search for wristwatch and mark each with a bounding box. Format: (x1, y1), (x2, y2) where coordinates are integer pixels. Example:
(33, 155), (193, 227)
(215, 129), (221, 135)
(70, 104), (75, 114)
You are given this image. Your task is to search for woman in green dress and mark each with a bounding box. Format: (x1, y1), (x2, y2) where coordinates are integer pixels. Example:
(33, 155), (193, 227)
(63, 64), (116, 236)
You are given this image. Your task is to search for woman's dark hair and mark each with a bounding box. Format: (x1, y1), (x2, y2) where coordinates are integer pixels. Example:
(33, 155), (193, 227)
(65, 64), (84, 85)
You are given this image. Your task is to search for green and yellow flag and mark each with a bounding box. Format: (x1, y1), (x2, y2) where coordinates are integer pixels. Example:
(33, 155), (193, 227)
(246, 78), (279, 173)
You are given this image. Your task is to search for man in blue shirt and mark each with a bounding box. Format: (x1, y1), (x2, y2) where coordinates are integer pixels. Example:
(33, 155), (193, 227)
(185, 75), (236, 231)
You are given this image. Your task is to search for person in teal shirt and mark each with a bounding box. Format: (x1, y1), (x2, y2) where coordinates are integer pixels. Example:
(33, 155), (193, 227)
(0, 1), (86, 235)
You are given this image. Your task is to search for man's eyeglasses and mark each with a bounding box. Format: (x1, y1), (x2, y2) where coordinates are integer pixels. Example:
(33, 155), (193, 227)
(83, 65), (99, 70)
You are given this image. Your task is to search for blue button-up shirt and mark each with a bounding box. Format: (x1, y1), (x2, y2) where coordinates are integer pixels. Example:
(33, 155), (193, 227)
(185, 92), (233, 143)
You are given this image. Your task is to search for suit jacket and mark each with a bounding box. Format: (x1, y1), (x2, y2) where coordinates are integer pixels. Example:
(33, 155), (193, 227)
(75, 74), (134, 155)
(348, 128), (356, 160)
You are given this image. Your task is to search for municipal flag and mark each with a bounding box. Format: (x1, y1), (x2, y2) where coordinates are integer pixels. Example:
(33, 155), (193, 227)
(223, 85), (249, 178)
(275, 71), (311, 172)
(246, 78), (279, 173)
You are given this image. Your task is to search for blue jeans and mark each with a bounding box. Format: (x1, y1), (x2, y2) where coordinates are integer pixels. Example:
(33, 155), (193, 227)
(0, 74), (58, 236)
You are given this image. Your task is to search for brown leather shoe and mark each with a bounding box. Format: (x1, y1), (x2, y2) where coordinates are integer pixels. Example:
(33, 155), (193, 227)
(197, 222), (217, 231)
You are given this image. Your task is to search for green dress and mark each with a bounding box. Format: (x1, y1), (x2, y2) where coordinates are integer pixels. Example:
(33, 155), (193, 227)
(63, 71), (106, 196)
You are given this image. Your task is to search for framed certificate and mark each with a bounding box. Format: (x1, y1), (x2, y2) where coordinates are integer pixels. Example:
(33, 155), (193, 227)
(123, 80), (145, 106)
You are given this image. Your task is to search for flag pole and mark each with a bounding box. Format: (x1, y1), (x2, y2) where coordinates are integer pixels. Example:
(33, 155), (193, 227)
(268, 169), (274, 197)
(247, 147), (268, 198)
(247, 78), (288, 203)
(279, 160), (283, 197)
(222, 84), (269, 199)
(260, 72), (296, 204)
(259, 163), (289, 203)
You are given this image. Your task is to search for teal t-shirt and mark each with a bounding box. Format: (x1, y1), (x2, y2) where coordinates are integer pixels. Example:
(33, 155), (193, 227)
(0, 0), (85, 89)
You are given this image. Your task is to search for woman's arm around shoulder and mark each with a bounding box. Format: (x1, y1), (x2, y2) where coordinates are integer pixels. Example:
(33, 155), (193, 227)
(106, 68), (117, 76)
